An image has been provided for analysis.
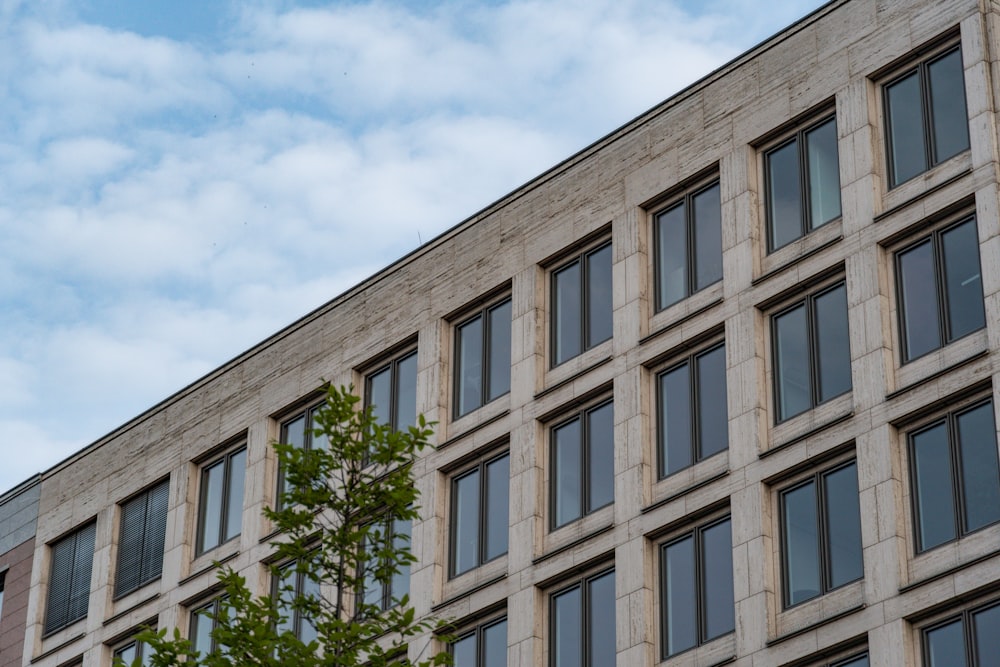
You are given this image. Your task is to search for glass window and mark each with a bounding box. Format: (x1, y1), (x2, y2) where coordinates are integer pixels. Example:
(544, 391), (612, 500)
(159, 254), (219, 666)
(274, 561), (320, 644)
(455, 298), (512, 417)
(0, 570), (5, 622)
(451, 617), (507, 667)
(190, 598), (228, 656)
(551, 400), (614, 529)
(550, 568), (615, 667)
(654, 179), (723, 310)
(895, 216), (985, 362)
(44, 522), (96, 635)
(909, 399), (1000, 552)
(780, 460), (863, 607)
(113, 639), (152, 666)
(772, 281), (852, 422)
(552, 242), (612, 366)
(660, 516), (734, 658)
(885, 44), (969, 187)
(277, 401), (328, 506)
(198, 447), (247, 553)
(451, 451), (509, 577)
(923, 600), (1000, 666)
(765, 115), (842, 251)
(115, 478), (170, 598)
(360, 516), (411, 614)
(658, 342), (728, 477)
(366, 349), (418, 432)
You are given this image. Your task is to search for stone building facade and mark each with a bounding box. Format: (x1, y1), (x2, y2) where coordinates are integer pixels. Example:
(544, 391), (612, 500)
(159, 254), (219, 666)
(6, 0), (1000, 664)
(0, 477), (39, 667)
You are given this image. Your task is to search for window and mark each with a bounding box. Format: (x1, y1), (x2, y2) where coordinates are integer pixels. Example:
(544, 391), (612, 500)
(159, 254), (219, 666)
(654, 179), (722, 309)
(274, 562), (320, 644)
(450, 451), (509, 577)
(771, 280), (851, 422)
(884, 43), (969, 187)
(277, 404), (328, 505)
(895, 216), (985, 362)
(366, 349), (418, 432)
(551, 241), (612, 366)
(922, 599), (1000, 666)
(828, 654), (869, 667)
(190, 598), (227, 655)
(549, 568), (615, 667)
(115, 479), (169, 598)
(44, 521), (96, 634)
(779, 460), (863, 607)
(658, 342), (728, 477)
(764, 115), (841, 251)
(551, 399), (614, 529)
(113, 639), (152, 666)
(451, 616), (507, 667)
(660, 516), (734, 657)
(360, 516), (411, 613)
(198, 447), (247, 553)
(908, 399), (1000, 552)
(455, 298), (512, 417)
(0, 570), (5, 621)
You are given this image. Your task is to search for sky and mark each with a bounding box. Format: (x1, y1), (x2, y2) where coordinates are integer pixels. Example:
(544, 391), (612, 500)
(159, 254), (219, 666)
(0, 0), (827, 494)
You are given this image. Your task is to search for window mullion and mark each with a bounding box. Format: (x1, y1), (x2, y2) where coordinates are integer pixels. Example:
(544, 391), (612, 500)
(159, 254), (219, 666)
(920, 62), (936, 167)
(581, 255), (590, 351)
(798, 129), (811, 236)
(817, 472), (831, 595)
(482, 306), (491, 407)
(389, 360), (399, 431)
(807, 295), (820, 409)
(582, 413), (591, 515)
(219, 456), (231, 545)
(694, 526), (705, 645)
(686, 193), (696, 298)
(478, 461), (488, 568)
(690, 355), (700, 463)
(948, 414), (966, 539)
(933, 231), (950, 344)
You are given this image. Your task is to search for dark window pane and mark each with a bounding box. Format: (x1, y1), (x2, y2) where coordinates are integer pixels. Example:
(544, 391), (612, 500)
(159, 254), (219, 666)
(697, 345), (728, 460)
(805, 118), (842, 228)
(452, 469), (480, 576)
(956, 403), (1000, 534)
(200, 461), (224, 553)
(941, 219), (985, 341)
(656, 203), (687, 309)
(814, 283), (852, 404)
(783, 480), (821, 605)
(452, 633), (475, 667)
(300, 573), (320, 644)
(664, 536), (697, 655)
(552, 586), (581, 667)
(483, 619), (507, 667)
(660, 363), (692, 476)
(928, 49), (969, 163)
(693, 183), (723, 291)
(767, 139), (803, 250)
(774, 304), (811, 421)
(367, 368), (392, 426)
(285, 415), (306, 449)
(554, 418), (582, 527)
(275, 565), (295, 637)
(391, 518), (411, 600)
(912, 422), (957, 550)
(886, 71), (927, 185)
(823, 463), (863, 589)
(457, 315), (484, 416)
(586, 244), (613, 349)
(925, 619), (965, 667)
(396, 352), (418, 431)
(588, 571), (615, 667)
(190, 603), (215, 654)
(310, 408), (328, 450)
(487, 300), (512, 402)
(224, 449), (245, 542)
(973, 604), (1000, 665)
(484, 455), (510, 561)
(836, 656), (869, 667)
(701, 519), (735, 641)
(587, 402), (614, 512)
(553, 261), (582, 365)
(898, 240), (941, 360)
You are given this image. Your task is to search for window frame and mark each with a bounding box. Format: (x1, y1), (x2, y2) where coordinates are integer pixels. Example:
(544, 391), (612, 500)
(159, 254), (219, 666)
(112, 638), (152, 666)
(655, 339), (728, 478)
(44, 520), (97, 636)
(277, 400), (328, 509)
(777, 458), (864, 608)
(449, 614), (507, 667)
(449, 448), (510, 578)
(189, 597), (227, 656)
(197, 445), (247, 554)
(762, 112), (842, 252)
(0, 569), (6, 622)
(882, 40), (970, 188)
(547, 566), (615, 667)
(549, 397), (615, 530)
(892, 214), (985, 364)
(359, 515), (411, 614)
(453, 295), (512, 419)
(905, 396), (1000, 553)
(549, 239), (613, 368)
(272, 560), (320, 643)
(919, 597), (1000, 666)
(652, 174), (723, 311)
(364, 346), (419, 432)
(769, 277), (852, 423)
(114, 477), (170, 599)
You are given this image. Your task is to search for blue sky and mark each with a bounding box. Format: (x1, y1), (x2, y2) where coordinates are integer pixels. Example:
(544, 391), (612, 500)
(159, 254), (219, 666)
(0, 0), (826, 493)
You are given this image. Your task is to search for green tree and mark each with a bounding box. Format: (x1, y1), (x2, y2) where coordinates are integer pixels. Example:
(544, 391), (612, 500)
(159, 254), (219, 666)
(133, 385), (450, 667)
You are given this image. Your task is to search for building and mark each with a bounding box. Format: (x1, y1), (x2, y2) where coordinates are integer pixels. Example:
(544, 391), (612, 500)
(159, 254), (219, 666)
(5, 0), (1000, 664)
(0, 477), (39, 667)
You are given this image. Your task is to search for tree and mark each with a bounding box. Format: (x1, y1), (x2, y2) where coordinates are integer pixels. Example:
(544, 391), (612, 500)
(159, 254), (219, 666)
(134, 385), (450, 667)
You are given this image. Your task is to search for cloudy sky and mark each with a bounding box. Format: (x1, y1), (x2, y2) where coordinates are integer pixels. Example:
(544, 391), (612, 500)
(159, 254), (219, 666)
(0, 0), (826, 493)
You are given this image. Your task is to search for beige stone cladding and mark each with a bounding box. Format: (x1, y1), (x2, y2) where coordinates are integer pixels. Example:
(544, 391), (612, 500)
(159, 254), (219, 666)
(14, 0), (1000, 665)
